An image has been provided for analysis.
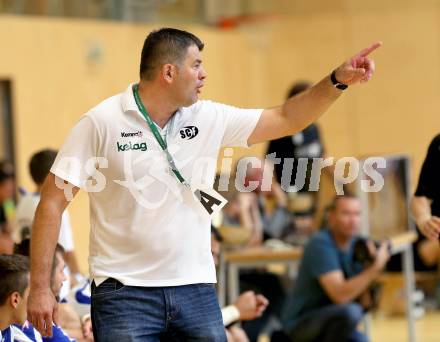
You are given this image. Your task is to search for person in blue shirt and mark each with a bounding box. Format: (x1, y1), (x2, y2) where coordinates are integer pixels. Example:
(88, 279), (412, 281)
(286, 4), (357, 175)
(20, 321), (74, 342)
(1, 325), (33, 342)
(14, 240), (76, 342)
(0, 254), (33, 342)
(280, 194), (389, 342)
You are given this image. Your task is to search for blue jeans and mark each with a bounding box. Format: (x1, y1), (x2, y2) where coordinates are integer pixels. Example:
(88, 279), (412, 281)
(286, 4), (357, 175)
(287, 303), (367, 342)
(91, 278), (227, 342)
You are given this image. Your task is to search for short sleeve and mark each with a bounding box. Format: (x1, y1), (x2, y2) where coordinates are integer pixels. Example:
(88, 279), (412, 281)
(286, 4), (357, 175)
(305, 236), (341, 278)
(51, 115), (100, 188)
(209, 102), (262, 148)
(415, 135), (440, 199)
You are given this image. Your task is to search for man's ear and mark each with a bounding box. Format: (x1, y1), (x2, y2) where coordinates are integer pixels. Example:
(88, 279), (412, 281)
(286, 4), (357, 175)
(161, 63), (177, 83)
(9, 291), (20, 309)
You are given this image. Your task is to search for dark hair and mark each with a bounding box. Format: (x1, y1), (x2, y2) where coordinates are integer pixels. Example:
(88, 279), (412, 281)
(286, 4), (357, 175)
(286, 81), (312, 99)
(140, 28), (204, 80)
(13, 238), (31, 256)
(0, 161), (14, 183)
(329, 193), (359, 211)
(29, 149), (58, 185)
(14, 239), (64, 278)
(0, 254), (29, 305)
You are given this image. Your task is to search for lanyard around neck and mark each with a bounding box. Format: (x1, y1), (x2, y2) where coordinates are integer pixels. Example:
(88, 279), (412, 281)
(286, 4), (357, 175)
(132, 84), (188, 186)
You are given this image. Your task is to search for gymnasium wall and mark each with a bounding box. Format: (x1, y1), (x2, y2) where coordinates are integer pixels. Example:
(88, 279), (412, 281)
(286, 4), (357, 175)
(1, 0), (438, 271)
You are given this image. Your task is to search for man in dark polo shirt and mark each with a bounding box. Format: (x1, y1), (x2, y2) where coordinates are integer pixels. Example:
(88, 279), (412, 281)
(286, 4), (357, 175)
(411, 134), (440, 270)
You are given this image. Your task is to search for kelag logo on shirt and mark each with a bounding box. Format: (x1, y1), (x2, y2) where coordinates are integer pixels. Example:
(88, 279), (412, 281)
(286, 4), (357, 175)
(179, 126), (199, 140)
(116, 141), (148, 152)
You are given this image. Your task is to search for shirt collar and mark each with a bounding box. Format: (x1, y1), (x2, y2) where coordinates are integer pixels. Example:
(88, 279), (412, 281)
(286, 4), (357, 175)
(121, 83), (184, 132)
(121, 83), (138, 113)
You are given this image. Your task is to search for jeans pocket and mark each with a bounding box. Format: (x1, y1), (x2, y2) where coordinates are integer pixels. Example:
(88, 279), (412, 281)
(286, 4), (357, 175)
(92, 278), (126, 298)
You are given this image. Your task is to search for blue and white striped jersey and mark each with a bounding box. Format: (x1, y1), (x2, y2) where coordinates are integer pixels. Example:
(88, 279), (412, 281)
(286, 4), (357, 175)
(20, 322), (75, 342)
(1, 326), (33, 342)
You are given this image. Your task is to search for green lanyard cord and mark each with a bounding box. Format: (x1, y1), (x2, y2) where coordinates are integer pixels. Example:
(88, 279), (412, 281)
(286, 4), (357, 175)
(132, 84), (188, 186)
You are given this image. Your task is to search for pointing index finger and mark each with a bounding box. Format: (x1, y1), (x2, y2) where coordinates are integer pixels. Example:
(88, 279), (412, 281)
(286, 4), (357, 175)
(358, 41), (382, 57)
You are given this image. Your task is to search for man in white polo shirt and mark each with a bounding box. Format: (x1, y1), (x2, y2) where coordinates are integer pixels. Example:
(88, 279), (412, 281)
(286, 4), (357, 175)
(27, 28), (381, 341)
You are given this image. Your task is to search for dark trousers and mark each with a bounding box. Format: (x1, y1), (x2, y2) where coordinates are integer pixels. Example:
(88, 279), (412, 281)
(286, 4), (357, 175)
(286, 303), (367, 342)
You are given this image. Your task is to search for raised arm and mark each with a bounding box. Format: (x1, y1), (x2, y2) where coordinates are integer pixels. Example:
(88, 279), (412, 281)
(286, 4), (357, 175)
(319, 242), (389, 304)
(27, 173), (79, 337)
(248, 42), (382, 145)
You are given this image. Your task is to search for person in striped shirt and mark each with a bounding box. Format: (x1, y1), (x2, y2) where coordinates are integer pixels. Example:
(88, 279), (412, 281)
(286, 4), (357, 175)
(14, 241), (79, 342)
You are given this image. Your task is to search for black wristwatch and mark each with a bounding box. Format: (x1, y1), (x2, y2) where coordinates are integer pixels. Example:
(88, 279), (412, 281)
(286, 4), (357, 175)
(330, 70), (348, 90)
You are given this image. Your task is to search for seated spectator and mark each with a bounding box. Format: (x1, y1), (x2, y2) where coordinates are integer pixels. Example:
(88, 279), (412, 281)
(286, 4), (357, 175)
(14, 239), (92, 342)
(212, 176), (259, 248)
(217, 162), (290, 341)
(279, 195), (389, 342)
(14, 149), (83, 287)
(211, 227), (269, 342)
(0, 161), (16, 254)
(0, 254), (33, 341)
(237, 157), (291, 246)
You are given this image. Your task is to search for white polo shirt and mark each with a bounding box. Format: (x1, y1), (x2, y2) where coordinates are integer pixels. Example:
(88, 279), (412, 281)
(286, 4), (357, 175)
(51, 84), (262, 287)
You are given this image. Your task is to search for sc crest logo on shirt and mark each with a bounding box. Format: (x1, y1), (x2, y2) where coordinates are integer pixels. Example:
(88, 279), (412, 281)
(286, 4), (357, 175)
(179, 126), (199, 140)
